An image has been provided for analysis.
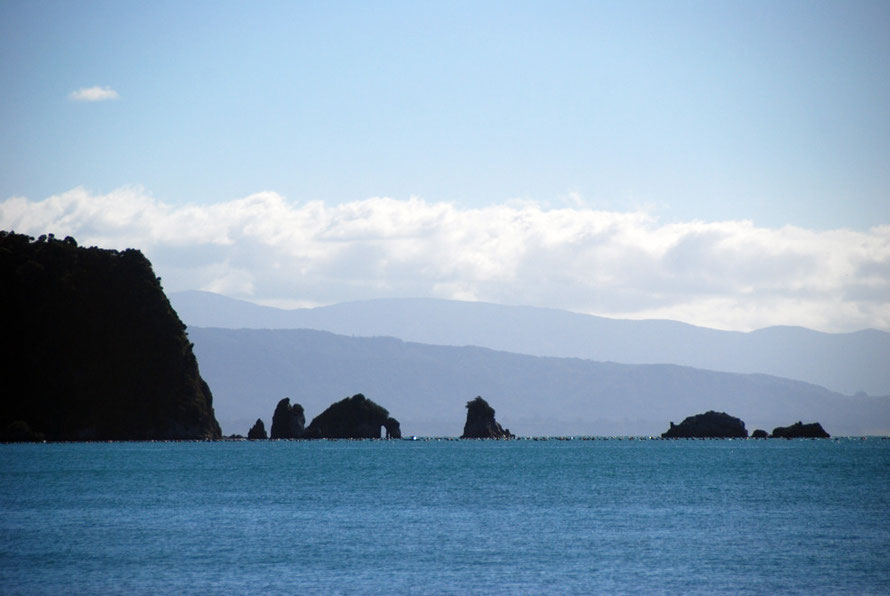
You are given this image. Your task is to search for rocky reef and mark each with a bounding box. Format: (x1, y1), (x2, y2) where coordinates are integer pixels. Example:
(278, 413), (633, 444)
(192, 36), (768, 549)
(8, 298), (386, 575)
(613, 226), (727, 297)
(247, 419), (267, 439)
(661, 410), (748, 438)
(270, 398), (305, 439)
(771, 421), (830, 438)
(0, 231), (221, 441)
(302, 394), (401, 439)
(461, 396), (513, 439)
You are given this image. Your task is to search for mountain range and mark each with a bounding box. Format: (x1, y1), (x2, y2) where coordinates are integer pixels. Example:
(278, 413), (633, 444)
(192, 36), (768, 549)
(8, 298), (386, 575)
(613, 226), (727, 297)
(171, 290), (890, 397)
(187, 327), (890, 437)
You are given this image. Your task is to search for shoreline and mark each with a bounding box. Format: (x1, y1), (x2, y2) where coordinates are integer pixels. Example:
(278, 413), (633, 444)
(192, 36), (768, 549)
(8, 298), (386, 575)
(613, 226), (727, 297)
(3, 435), (887, 445)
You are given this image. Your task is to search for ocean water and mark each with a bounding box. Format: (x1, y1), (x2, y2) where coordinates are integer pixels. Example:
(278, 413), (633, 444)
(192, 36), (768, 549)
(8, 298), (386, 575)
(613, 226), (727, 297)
(1, 438), (889, 594)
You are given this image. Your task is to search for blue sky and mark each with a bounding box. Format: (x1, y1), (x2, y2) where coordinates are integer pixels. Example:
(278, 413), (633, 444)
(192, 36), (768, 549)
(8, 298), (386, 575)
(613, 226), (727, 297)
(2, 1), (889, 330)
(3, 0), (889, 227)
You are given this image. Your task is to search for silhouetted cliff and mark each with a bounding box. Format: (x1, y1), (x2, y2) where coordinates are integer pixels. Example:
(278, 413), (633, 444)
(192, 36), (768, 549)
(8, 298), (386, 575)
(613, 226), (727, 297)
(0, 231), (221, 441)
(461, 396), (513, 438)
(303, 394), (401, 439)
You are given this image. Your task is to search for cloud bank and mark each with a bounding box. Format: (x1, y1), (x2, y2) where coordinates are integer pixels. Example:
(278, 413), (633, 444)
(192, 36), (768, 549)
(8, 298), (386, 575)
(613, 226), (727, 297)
(2, 187), (888, 332)
(69, 86), (119, 101)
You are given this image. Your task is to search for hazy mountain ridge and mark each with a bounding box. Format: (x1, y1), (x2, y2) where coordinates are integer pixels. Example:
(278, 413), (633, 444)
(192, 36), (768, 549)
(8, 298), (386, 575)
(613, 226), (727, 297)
(172, 291), (890, 396)
(187, 326), (890, 437)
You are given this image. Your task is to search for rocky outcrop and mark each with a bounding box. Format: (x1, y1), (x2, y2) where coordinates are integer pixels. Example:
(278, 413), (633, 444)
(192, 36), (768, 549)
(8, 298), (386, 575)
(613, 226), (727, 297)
(303, 394), (401, 439)
(661, 410), (748, 438)
(751, 429), (769, 439)
(771, 421), (830, 438)
(383, 417), (402, 439)
(461, 396), (513, 439)
(270, 398), (305, 439)
(0, 231), (221, 441)
(247, 419), (267, 439)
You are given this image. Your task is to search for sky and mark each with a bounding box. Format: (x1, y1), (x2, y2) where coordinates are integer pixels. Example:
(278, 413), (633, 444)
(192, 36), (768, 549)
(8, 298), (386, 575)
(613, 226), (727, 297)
(1, 0), (889, 332)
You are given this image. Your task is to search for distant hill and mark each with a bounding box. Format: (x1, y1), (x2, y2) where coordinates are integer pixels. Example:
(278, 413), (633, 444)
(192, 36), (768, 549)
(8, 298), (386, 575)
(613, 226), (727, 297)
(171, 291), (890, 397)
(1, 232), (221, 441)
(187, 327), (890, 437)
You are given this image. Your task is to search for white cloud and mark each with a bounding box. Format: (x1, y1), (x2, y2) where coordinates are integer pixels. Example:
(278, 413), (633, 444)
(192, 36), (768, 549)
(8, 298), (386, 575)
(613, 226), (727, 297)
(69, 86), (119, 102)
(2, 187), (889, 332)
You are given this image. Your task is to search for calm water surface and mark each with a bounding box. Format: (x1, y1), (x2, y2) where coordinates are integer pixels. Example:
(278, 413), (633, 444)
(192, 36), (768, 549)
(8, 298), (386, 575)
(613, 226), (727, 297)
(2, 439), (889, 594)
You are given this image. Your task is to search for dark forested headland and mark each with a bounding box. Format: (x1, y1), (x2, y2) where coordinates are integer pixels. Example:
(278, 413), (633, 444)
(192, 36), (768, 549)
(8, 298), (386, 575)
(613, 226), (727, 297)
(1, 231), (221, 441)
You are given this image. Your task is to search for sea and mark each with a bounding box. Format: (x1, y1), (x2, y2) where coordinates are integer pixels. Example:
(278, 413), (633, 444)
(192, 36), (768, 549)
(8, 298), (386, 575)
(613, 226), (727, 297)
(2, 438), (889, 595)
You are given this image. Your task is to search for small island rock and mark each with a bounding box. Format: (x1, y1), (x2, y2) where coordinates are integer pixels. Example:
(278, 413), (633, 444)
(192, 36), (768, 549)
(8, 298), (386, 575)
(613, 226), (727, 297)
(771, 421), (830, 438)
(270, 398), (305, 439)
(247, 419), (268, 439)
(461, 396), (514, 439)
(661, 410), (748, 438)
(751, 429), (769, 439)
(303, 394), (401, 439)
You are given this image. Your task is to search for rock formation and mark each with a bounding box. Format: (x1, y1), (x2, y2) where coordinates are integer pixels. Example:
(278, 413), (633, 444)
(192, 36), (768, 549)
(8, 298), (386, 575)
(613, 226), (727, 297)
(303, 394), (401, 439)
(661, 410), (748, 438)
(383, 416), (401, 439)
(0, 231), (221, 441)
(771, 421), (830, 438)
(461, 396), (513, 439)
(270, 398), (305, 439)
(751, 429), (769, 439)
(247, 419), (267, 439)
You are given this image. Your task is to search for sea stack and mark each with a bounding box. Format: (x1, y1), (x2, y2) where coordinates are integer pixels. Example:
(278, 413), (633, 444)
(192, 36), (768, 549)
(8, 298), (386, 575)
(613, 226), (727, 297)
(247, 419), (267, 439)
(771, 421), (830, 438)
(661, 410), (748, 438)
(0, 231), (221, 441)
(270, 398), (305, 439)
(461, 396), (514, 439)
(302, 394), (401, 439)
